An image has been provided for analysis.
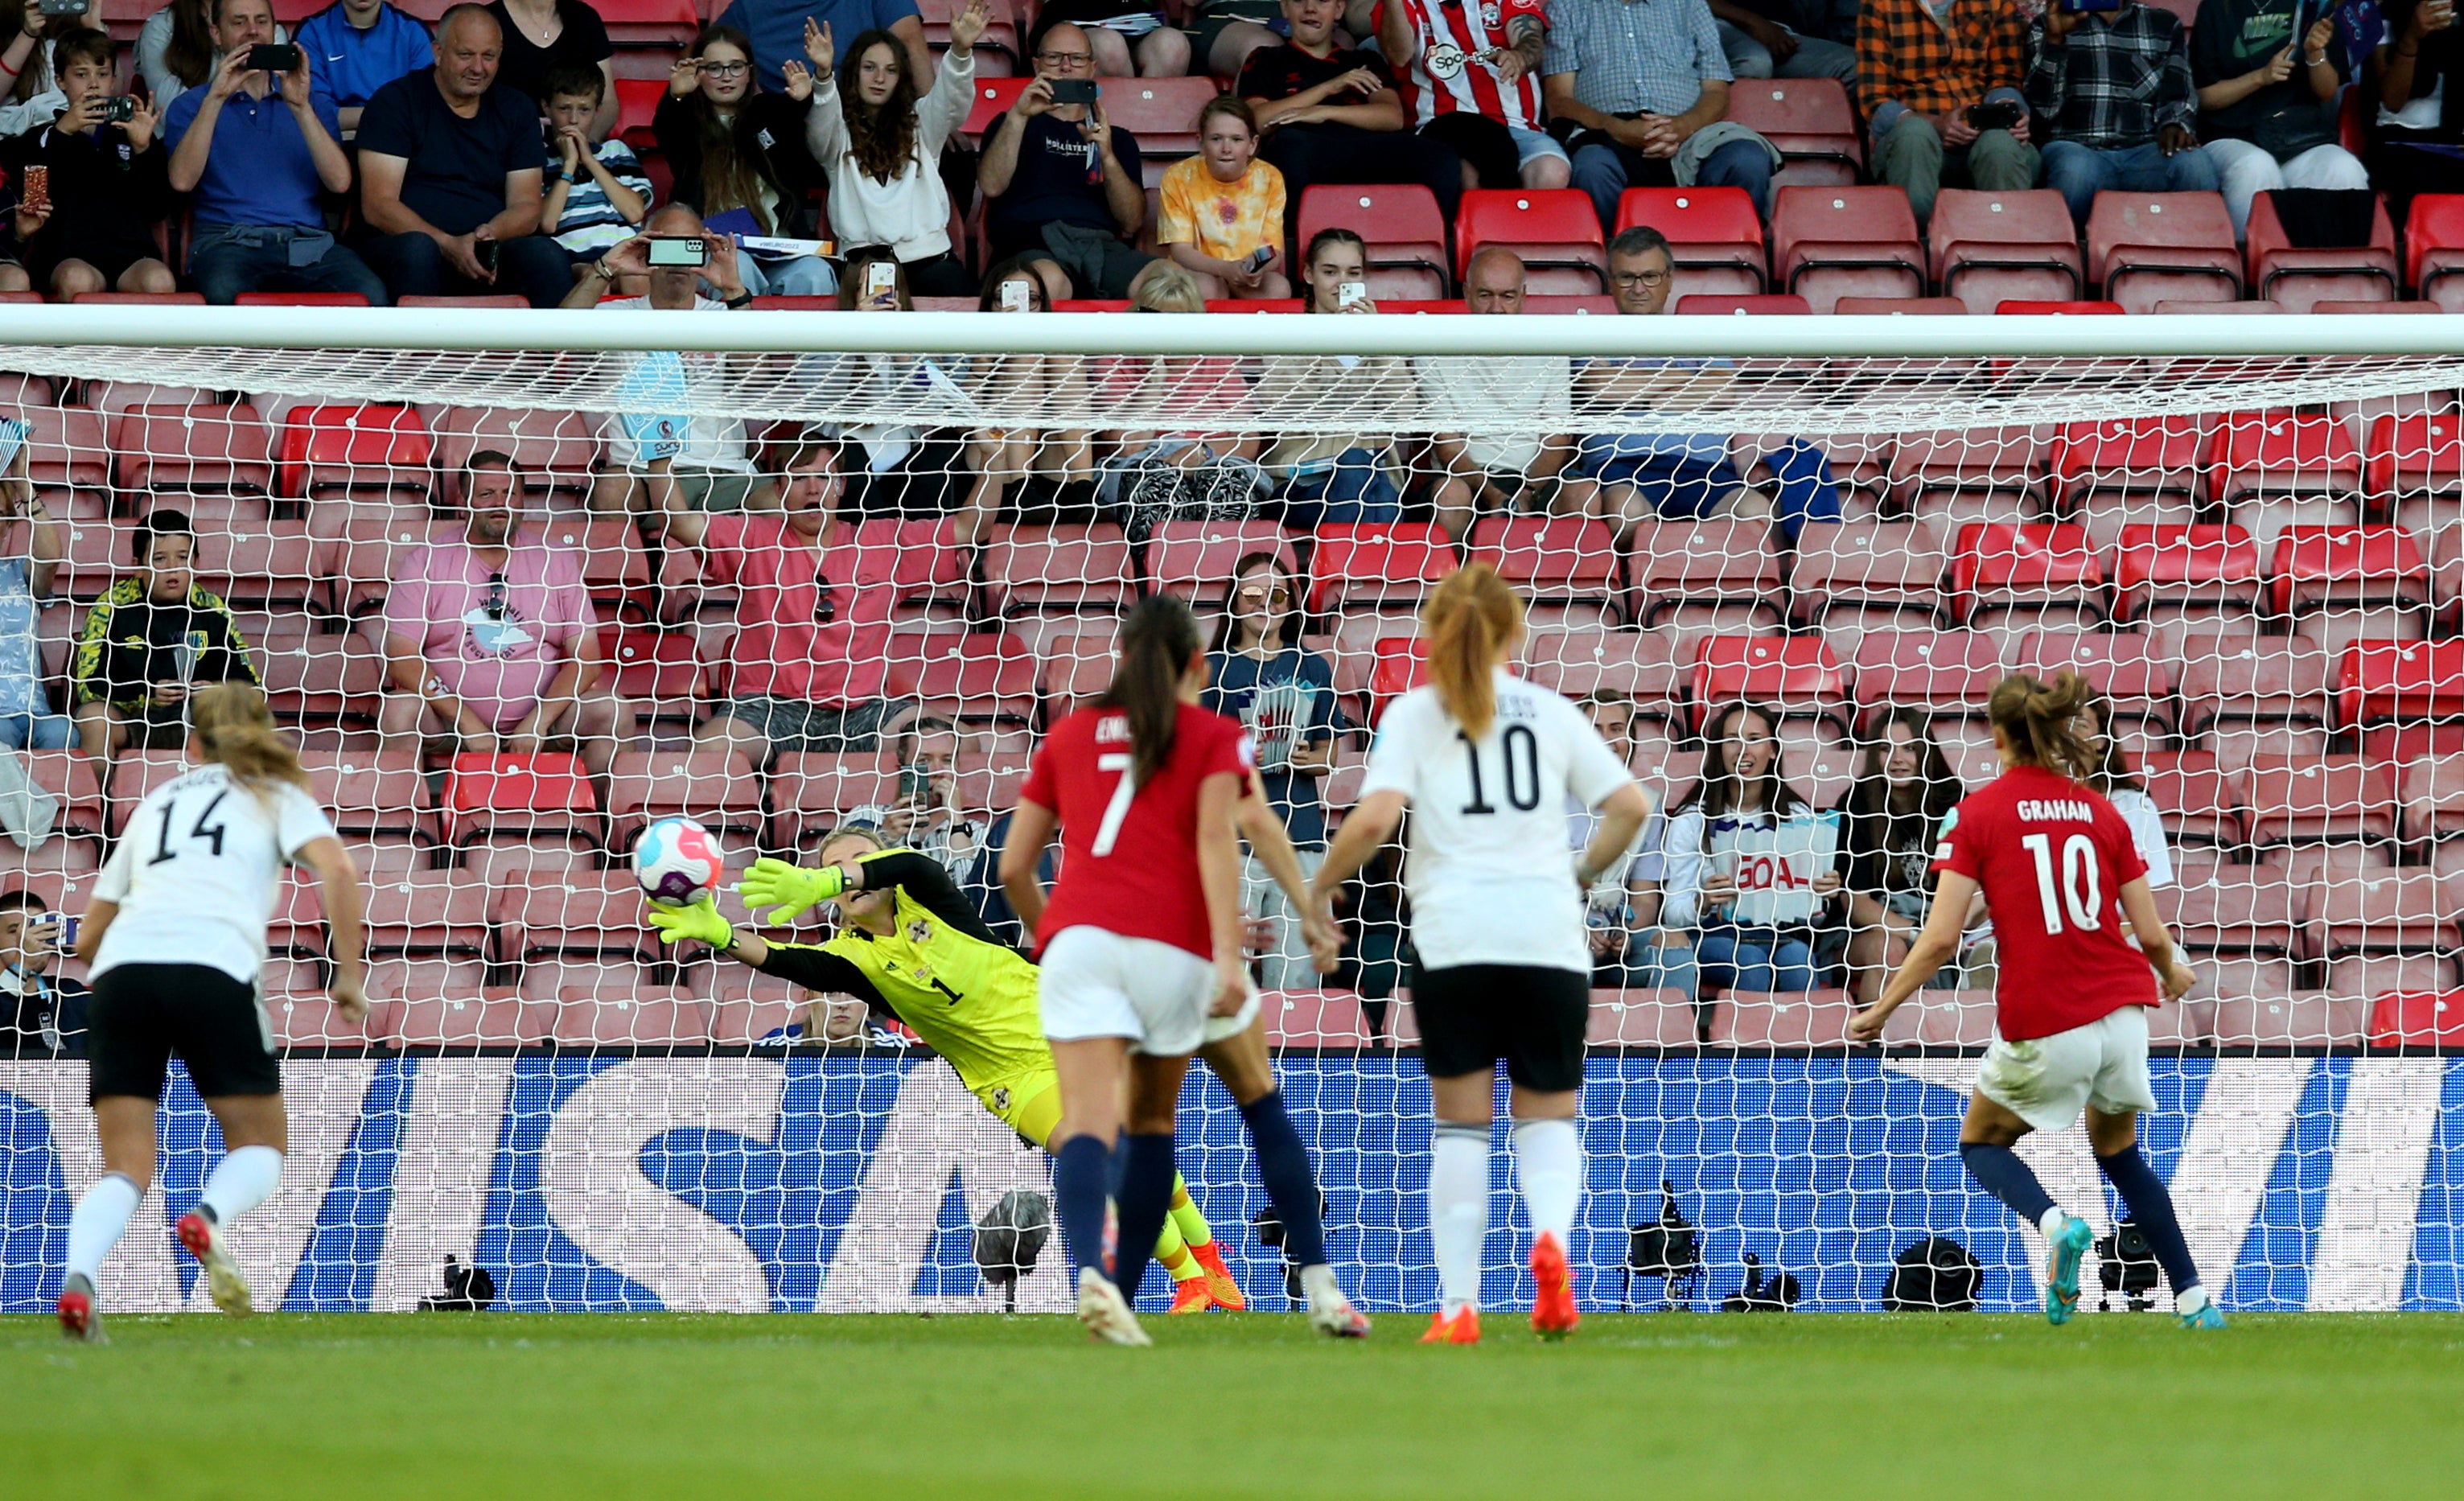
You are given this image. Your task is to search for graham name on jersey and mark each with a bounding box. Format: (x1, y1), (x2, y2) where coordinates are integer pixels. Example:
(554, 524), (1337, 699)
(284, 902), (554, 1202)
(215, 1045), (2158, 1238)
(2017, 798), (2097, 822)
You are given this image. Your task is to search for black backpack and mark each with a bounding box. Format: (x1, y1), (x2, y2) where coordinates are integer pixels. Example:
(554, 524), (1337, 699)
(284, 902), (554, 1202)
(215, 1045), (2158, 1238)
(1882, 1236), (1981, 1312)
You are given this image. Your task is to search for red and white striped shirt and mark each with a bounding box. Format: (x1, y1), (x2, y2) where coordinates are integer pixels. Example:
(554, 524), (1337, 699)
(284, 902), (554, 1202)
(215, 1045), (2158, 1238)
(1380, 0), (1547, 131)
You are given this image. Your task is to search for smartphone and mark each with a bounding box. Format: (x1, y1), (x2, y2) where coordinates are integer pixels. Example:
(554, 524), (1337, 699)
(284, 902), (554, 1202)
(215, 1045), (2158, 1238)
(1965, 100), (2022, 132)
(246, 43), (302, 72)
(1049, 77), (1099, 105)
(999, 279), (1032, 312)
(865, 260), (898, 298)
(2056, 0), (2122, 11)
(897, 764), (936, 806)
(21, 165), (48, 216)
(474, 237), (498, 273)
(38, 912), (77, 952)
(1338, 280), (1366, 310)
(1243, 245), (1276, 273)
(646, 235), (709, 268)
(37, 0), (87, 15)
(101, 96), (136, 124)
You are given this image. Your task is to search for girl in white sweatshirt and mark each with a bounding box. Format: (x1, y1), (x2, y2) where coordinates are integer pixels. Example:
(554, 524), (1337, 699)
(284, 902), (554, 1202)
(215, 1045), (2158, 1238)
(801, 2), (988, 297)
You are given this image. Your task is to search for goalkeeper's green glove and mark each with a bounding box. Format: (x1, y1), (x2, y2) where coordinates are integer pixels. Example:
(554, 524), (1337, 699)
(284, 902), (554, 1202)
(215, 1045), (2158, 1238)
(646, 895), (735, 952)
(738, 856), (849, 925)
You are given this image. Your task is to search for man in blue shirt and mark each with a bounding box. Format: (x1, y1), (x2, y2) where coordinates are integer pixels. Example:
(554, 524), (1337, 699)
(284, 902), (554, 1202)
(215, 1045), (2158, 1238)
(716, 0), (928, 93)
(165, 0), (385, 304)
(295, 0), (435, 135)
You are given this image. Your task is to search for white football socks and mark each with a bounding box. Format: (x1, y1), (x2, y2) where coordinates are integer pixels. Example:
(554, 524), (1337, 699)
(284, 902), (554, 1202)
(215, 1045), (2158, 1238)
(2176, 1285), (2211, 1317)
(65, 1172), (142, 1285)
(198, 1145), (284, 1228)
(2038, 1206), (2073, 1246)
(1429, 1122), (1490, 1314)
(1510, 1118), (1583, 1246)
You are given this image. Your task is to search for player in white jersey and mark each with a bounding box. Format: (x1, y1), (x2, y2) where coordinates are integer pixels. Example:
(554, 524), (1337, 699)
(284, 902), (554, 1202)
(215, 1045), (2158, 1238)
(1312, 564), (1648, 1344)
(56, 685), (366, 1342)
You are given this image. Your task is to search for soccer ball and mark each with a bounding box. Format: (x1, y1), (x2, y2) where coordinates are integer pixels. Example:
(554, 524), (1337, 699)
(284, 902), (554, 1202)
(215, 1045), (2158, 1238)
(634, 816), (726, 909)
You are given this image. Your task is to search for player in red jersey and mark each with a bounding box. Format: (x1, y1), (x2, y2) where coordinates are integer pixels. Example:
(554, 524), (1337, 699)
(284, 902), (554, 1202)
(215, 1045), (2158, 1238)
(1000, 595), (1264, 1344)
(1849, 671), (2223, 1330)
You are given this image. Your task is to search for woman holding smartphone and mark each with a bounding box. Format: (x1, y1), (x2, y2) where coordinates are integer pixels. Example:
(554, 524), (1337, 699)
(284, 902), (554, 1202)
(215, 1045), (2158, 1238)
(964, 254), (1098, 524)
(1253, 227), (1408, 528)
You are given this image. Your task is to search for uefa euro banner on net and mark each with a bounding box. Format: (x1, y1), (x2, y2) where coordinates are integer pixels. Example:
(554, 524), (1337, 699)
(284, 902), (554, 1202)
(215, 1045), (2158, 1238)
(2, 301), (2464, 1315)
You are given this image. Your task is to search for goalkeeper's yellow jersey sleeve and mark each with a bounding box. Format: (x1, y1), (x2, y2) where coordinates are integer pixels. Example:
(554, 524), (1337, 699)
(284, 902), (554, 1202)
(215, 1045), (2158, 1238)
(753, 849), (1051, 1095)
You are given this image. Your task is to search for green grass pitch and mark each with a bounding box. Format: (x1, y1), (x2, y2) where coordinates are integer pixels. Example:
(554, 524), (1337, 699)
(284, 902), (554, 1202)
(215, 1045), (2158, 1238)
(7, 1312), (2463, 1500)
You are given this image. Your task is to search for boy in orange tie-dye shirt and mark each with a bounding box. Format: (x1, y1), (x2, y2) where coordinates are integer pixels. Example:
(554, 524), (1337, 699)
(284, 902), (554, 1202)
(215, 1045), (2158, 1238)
(1158, 96), (1292, 300)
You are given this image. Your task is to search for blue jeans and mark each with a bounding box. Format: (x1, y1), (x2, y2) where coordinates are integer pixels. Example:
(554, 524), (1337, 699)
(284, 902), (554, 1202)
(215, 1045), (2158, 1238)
(1717, 18), (1860, 89)
(736, 253), (837, 298)
(359, 230), (574, 308)
(0, 710), (77, 750)
(186, 224), (389, 306)
(1695, 926), (1817, 993)
(1571, 136), (1774, 232)
(2040, 139), (2222, 230)
(1273, 446), (1403, 529)
(1599, 928), (1701, 998)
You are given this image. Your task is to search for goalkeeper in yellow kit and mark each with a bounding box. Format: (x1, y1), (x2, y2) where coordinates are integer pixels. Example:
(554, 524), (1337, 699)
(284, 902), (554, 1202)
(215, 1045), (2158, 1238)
(646, 825), (1247, 1314)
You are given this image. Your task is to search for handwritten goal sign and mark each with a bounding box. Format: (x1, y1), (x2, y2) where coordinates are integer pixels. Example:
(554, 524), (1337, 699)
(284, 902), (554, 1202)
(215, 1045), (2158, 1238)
(1718, 812), (1841, 927)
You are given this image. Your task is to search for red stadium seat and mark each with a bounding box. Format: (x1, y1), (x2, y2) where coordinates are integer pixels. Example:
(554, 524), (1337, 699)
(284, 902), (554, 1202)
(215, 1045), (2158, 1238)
(14, 401), (110, 496)
(1096, 76), (1217, 158)
(2152, 298), (2285, 314)
(2009, 630), (2177, 734)
(1886, 426), (2051, 528)
(2045, 416), (2206, 543)
(1586, 989), (1700, 1046)
(2313, 869), (2455, 958)
(613, 76), (664, 150)
(2241, 754), (2400, 846)
(1297, 184), (1450, 300)
(2211, 993), (2366, 1047)
(1465, 516), (1619, 605)
(323, 516), (448, 618)
(2160, 861), (2299, 957)
(2085, 192), (2242, 313)
(493, 872), (657, 964)
(363, 870), (489, 956)
(604, 627), (708, 722)
(2138, 751), (2247, 848)
(105, 750), (192, 839)
(25, 750), (105, 838)
(395, 295), (531, 309)
(2178, 631), (2333, 754)
(2338, 637), (2464, 762)
(594, 0), (698, 46)
(606, 749), (763, 853)
(2363, 411), (2464, 537)
(889, 631), (1036, 726)
(438, 752), (600, 850)
(1770, 186), (1924, 314)
(1992, 299), (2124, 315)
(981, 524), (1134, 615)
(1949, 521), (2105, 632)
(108, 403), (273, 500)
(386, 990), (527, 1047)
(1789, 520), (1948, 648)
(918, 0), (1021, 68)
(2406, 193), (2464, 308)
(304, 751), (433, 844)
(767, 751), (899, 853)
(232, 292), (370, 308)
(850, 517), (971, 620)
(2243, 191), (2399, 311)
(277, 405), (434, 501)
(1367, 635), (1429, 726)
(1725, 79), (1861, 187)
(2368, 989), (2464, 1049)
(257, 622), (385, 729)
(1929, 188), (2084, 315)
(1690, 635), (1846, 730)
(1038, 633), (1117, 722)
(1832, 296), (1968, 314)
(1307, 523), (1457, 614)
(536, 990), (713, 1047)
(961, 76), (1033, 138)
(1142, 520), (1298, 604)
(1710, 989), (1857, 1047)
(2206, 409), (2364, 546)
(2111, 524), (2262, 626)
(1615, 187), (1767, 298)
(68, 292), (205, 305)
(1878, 990), (1997, 1047)
(1673, 294), (1813, 315)
(1849, 629), (2007, 722)
(1519, 625), (1688, 718)
(430, 406), (603, 504)
(2269, 524), (2431, 657)
(1626, 520), (1782, 633)
(1455, 189), (1607, 294)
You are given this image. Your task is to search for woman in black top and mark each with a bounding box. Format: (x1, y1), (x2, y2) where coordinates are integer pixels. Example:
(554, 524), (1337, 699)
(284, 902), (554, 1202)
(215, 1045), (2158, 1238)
(653, 23), (833, 297)
(489, 0), (615, 135)
(1836, 707), (1963, 1005)
(2367, 0), (2464, 227)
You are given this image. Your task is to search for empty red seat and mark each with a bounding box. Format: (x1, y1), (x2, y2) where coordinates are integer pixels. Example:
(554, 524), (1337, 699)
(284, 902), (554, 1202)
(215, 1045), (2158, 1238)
(492, 872), (656, 967)
(890, 631), (1036, 725)
(847, 516), (969, 619)
(1366, 635), (1429, 726)
(2211, 993), (2366, 1047)
(2159, 861), (2298, 956)
(1456, 189), (1607, 294)
(2364, 410), (2464, 511)
(767, 751), (898, 852)
(2314, 868), (2455, 957)
(1627, 519), (1781, 631)
(2404, 192), (2464, 309)
(2009, 630), (2176, 732)
(981, 524), (1133, 615)
(537, 515), (649, 602)
(277, 405), (434, 500)
(2112, 524), (2262, 624)
(2244, 191), (2399, 312)
(916, 0), (1020, 65)
(305, 752), (432, 843)
(25, 750), (105, 838)
(1615, 186), (1766, 297)
(2242, 754), (2400, 845)
(2086, 192), (2242, 313)
(438, 752), (599, 849)
(1710, 989), (1857, 1047)
(430, 406), (602, 503)
(1673, 294), (1813, 315)
(68, 291), (204, 304)
(364, 870), (488, 956)
(1039, 632), (1117, 722)
(1877, 989), (1998, 1047)
(104, 750), (193, 838)
(605, 626), (707, 710)
(1993, 299), (2125, 315)
(1691, 635), (1845, 728)
(1308, 523), (1457, 613)
(1770, 185), (1923, 313)
(612, 75), (663, 150)
(2140, 751), (2248, 847)
(1849, 629), (2006, 721)
(1143, 520), (1297, 604)
(537, 989), (712, 1046)
(109, 403), (273, 499)
(1466, 515), (1618, 604)
(2046, 416), (2205, 516)
(1832, 296), (1968, 314)
(1298, 183), (1450, 299)
(2367, 989), (2464, 1048)
(1095, 75), (1217, 156)
(387, 992), (527, 1047)
(1929, 188), (2084, 315)
(1725, 78), (1861, 186)
(2339, 637), (2464, 764)
(1586, 989), (1699, 1046)
(2269, 525), (2430, 652)
(1950, 522), (2104, 627)
(1789, 520), (1948, 637)
(2178, 631), (2332, 744)
(606, 748), (762, 852)
(2206, 409), (2363, 539)
(1519, 625), (1686, 714)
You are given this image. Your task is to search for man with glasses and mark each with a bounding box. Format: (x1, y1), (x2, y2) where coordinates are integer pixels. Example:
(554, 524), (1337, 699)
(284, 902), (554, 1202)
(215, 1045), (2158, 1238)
(977, 23), (1164, 301)
(380, 450), (631, 779)
(1541, 0), (1782, 231)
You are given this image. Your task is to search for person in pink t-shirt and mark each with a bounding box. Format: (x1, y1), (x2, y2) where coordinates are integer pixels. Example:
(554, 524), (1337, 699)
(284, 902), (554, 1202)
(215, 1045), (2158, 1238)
(659, 430), (912, 767)
(378, 450), (633, 775)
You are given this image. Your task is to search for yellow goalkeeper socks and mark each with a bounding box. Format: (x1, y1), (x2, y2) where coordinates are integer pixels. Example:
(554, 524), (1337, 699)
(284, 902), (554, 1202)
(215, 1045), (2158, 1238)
(1168, 1176), (1216, 1250)
(1154, 1211), (1202, 1283)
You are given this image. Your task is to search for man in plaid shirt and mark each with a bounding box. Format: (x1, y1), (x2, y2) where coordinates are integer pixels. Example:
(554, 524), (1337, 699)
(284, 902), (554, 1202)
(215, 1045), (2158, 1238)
(1856, 0), (2039, 224)
(2026, 0), (2218, 228)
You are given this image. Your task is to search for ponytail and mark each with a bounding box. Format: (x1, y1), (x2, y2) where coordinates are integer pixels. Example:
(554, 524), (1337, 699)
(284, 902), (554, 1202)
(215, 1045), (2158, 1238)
(1421, 563), (1525, 740)
(1985, 670), (2096, 782)
(1100, 594), (1202, 788)
(191, 683), (311, 795)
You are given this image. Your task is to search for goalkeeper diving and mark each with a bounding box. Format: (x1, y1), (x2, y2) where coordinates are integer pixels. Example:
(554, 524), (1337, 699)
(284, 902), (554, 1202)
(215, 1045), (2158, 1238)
(646, 788), (1369, 1332)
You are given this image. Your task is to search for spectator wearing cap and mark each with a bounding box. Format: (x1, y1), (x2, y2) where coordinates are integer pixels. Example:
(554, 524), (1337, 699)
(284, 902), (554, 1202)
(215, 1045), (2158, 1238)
(294, 0), (434, 134)
(0, 431), (68, 752)
(1857, 0), (2035, 225)
(380, 449), (632, 776)
(1541, 0), (1782, 229)
(69, 509), (260, 784)
(1416, 247), (1590, 541)
(2028, 0), (2219, 230)
(0, 890), (87, 1056)
(1374, 0), (1571, 191)
(164, 0), (388, 305)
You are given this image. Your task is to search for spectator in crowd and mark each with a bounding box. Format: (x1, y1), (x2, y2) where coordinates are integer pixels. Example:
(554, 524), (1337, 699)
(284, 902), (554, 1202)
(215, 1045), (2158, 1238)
(2193, 1), (2359, 237)
(1158, 94), (1290, 298)
(1240, 0), (1464, 224)
(1542, 0), (1780, 230)
(1572, 691), (1697, 999)
(1255, 227), (1409, 525)
(1030, 0), (1189, 76)
(2, 31), (175, 298)
(2079, 687), (2174, 887)
(1375, 0), (1568, 190)
(165, 0), (385, 305)
(840, 713), (989, 878)
(658, 432), (915, 765)
(1712, 0), (1857, 88)
(357, 6), (572, 306)
(138, 0), (260, 117)
(0, 434), (68, 751)
(1097, 262), (1263, 498)
(963, 253), (1097, 521)
(294, 0), (433, 134)
(0, 892), (86, 1056)
(718, 0), (928, 92)
(540, 59), (651, 257)
(489, 0), (615, 135)
(1191, 0), (1280, 83)
(2029, 0), (2218, 229)
(657, 22), (837, 298)
(746, 422), (843, 512)
(69, 509), (260, 781)
(978, 23), (1162, 300)
(806, 4), (986, 298)
(1836, 707), (1960, 1004)
(1856, 0), (2034, 224)
(380, 449), (631, 776)
(1659, 700), (1837, 994)
(2367, 0), (2464, 227)
(569, 206), (759, 513)
(2, 0), (83, 138)
(833, 246), (985, 530)
(1417, 247), (1586, 541)
(1203, 549), (1340, 989)
(1574, 226), (1839, 542)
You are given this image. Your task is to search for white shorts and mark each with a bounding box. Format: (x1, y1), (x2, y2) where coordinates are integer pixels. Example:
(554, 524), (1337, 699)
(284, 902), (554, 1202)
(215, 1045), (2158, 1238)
(1976, 1005), (2160, 1133)
(1040, 926), (1220, 1057)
